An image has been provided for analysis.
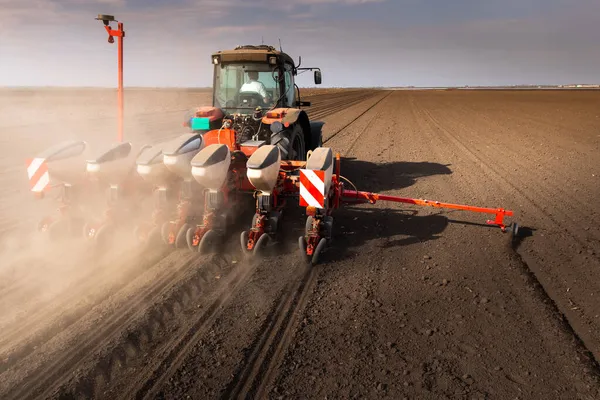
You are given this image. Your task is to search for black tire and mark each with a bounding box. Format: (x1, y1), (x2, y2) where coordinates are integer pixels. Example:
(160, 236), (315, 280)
(510, 222), (520, 245)
(268, 216), (279, 235)
(253, 234), (270, 257)
(309, 121), (324, 151)
(186, 227), (196, 251)
(512, 222), (520, 238)
(311, 237), (327, 265)
(298, 236), (311, 264)
(271, 123), (306, 161)
(323, 216), (334, 241)
(198, 229), (219, 254)
(312, 129), (322, 150)
(240, 231), (249, 253)
(175, 223), (190, 249)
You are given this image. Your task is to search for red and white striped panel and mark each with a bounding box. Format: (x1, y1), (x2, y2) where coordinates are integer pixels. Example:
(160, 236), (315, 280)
(26, 158), (50, 193)
(299, 169), (325, 208)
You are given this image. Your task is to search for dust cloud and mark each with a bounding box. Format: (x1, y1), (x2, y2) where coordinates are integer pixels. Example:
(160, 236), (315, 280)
(0, 87), (210, 364)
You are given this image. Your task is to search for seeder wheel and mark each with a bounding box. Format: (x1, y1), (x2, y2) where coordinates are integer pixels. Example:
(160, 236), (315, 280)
(240, 231), (271, 258)
(312, 237), (327, 265)
(175, 223), (190, 249)
(298, 236), (311, 264)
(198, 229), (218, 254)
(509, 221), (520, 244)
(240, 231), (249, 254)
(253, 233), (270, 257)
(298, 236), (327, 266)
(186, 227), (196, 252)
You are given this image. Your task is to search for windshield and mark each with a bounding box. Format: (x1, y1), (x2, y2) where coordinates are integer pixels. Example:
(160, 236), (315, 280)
(213, 63), (282, 112)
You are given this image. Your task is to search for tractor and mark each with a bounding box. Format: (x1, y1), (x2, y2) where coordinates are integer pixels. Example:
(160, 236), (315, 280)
(174, 45), (326, 253)
(183, 45), (324, 159)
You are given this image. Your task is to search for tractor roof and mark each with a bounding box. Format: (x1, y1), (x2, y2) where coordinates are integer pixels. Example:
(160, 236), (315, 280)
(212, 45), (296, 67)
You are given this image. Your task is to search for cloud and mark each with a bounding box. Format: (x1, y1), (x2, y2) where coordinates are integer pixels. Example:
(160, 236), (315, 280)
(2, 0), (600, 87)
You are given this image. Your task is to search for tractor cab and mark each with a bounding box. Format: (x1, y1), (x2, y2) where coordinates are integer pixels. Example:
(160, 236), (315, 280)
(211, 45), (321, 114)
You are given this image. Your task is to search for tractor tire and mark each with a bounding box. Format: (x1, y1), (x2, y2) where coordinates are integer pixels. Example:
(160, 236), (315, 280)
(271, 123), (306, 161)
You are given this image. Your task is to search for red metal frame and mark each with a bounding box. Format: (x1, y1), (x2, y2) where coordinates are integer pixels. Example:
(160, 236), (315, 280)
(340, 190), (513, 231)
(267, 152), (515, 257)
(195, 122), (516, 258)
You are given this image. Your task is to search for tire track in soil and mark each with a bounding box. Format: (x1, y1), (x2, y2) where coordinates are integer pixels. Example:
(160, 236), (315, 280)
(322, 91), (392, 146)
(122, 256), (261, 400)
(417, 103), (600, 263)
(434, 99), (599, 241)
(52, 251), (243, 400)
(3, 251), (199, 400)
(308, 91), (381, 122)
(218, 94), (390, 400)
(138, 92), (388, 399)
(221, 262), (319, 400)
(0, 89), (384, 399)
(0, 89), (372, 371)
(410, 97), (600, 368)
(507, 241), (600, 378)
(0, 246), (170, 374)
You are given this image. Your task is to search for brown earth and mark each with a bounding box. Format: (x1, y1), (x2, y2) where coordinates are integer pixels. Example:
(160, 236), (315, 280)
(0, 88), (599, 399)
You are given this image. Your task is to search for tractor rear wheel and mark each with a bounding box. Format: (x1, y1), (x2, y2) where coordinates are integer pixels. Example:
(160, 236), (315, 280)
(272, 123), (306, 161)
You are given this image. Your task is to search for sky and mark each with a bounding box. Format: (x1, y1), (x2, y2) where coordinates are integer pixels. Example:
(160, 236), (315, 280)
(1, 0), (599, 87)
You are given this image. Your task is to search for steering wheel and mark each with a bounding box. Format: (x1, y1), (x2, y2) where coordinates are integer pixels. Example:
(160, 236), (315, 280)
(238, 92), (266, 108)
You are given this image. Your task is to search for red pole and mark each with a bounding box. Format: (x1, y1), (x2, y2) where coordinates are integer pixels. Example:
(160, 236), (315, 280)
(117, 22), (124, 143)
(100, 17), (125, 143)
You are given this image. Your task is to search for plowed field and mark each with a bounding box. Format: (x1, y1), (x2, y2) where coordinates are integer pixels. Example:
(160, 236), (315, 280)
(0, 88), (599, 399)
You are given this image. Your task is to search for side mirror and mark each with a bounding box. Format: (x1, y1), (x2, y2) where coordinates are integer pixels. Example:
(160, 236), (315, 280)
(314, 70), (322, 85)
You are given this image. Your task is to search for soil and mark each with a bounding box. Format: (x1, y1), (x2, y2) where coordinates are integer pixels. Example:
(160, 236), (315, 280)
(0, 88), (599, 399)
